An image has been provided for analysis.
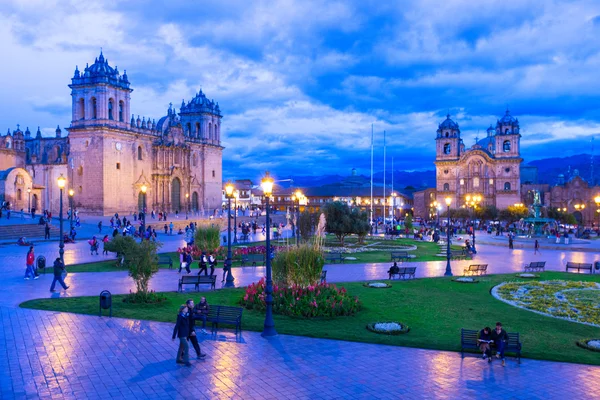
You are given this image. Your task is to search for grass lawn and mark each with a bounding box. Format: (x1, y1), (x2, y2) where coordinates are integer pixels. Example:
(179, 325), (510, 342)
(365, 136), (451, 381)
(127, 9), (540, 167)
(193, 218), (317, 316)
(64, 237), (453, 273)
(21, 271), (600, 365)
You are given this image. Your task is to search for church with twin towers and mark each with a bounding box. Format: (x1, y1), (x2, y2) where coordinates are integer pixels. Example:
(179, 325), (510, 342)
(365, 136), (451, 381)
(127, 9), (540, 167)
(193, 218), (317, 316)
(0, 51), (223, 215)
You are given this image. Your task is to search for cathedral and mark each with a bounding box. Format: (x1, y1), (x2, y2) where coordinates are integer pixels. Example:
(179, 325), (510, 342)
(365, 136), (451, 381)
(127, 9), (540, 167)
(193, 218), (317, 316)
(433, 110), (522, 209)
(0, 51), (223, 215)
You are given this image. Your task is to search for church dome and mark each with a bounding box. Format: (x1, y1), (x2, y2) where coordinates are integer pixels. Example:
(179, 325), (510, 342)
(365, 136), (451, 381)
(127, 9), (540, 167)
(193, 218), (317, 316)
(70, 51), (131, 91)
(499, 109), (516, 124)
(439, 114), (459, 130)
(180, 90), (222, 116)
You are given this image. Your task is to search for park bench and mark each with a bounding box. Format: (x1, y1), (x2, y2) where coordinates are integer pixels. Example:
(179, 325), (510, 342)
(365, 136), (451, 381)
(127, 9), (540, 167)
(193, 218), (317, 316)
(390, 266), (417, 280)
(391, 251), (410, 262)
(178, 275), (217, 292)
(463, 264), (488, 276)
(157, 255), (173, 269)
(450, 249), (469, 260)
(324, 252), (345, 264)
(204, 305), (243, 334)
(460, 328), (522, 363)
(241, 253), (265, 267)
(566, 262), (593, 274)
(320, 270), (327, 284)
(524, 261), (546, 272)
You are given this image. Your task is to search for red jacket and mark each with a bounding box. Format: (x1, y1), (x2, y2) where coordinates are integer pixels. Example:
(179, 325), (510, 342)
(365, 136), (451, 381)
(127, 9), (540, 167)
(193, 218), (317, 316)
(26, 252), (35, 266)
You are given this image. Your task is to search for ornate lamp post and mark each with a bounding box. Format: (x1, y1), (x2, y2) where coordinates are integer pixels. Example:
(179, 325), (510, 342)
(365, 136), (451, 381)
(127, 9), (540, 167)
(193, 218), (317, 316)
(294, 190), (303, 247)
(391, 193), (397, 231)
(57, 174), (66, 263)
(68, 189), (74, 231)
(574, 203), (586, 234)
(185, 193), (189, 220)
(233, 190), (239, 244)
(444, 196), (453, 276)
(595, 196), (600, 228)
(141, 184), (147, 238)
(27, 188), (31, 214)
(224, 182), (235, 287)
(261, 172), (277, 337)
(465, 194), (481, 253)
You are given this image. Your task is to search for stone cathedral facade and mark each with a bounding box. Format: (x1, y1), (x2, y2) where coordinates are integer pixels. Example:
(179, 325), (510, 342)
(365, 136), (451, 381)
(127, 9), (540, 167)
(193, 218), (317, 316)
(0, 52), (223, 215)
(434, 110), (522, 209)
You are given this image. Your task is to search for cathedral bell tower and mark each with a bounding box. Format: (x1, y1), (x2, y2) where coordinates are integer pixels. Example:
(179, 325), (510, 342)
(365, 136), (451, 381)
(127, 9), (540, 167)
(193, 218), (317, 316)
(435, 114), (461, 161)
(494, 109), (521, 158)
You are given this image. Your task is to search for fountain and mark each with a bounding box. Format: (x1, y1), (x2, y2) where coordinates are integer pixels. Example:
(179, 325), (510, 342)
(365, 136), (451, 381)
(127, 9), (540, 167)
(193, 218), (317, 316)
(518, 190), (558, 237)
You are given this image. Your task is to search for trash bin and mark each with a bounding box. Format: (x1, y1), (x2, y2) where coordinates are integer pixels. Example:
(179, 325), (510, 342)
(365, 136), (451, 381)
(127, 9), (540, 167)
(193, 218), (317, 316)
(595, 261), (600, 271)
(223, 235), (227, 244)
(99, 290), (112, 317)
(36, 256), (46, 274)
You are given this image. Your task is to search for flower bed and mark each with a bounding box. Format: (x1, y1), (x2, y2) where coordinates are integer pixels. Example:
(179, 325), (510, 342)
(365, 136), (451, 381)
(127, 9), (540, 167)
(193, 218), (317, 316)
(366, 321), (410, 335)
(241, 278), (361, 318)
(234, 246), (287, 257)
(494, 280), (600, 326)
(577, 339), (600, 353)
(452, 277), (478, 283)
(363, 282), (391, 288)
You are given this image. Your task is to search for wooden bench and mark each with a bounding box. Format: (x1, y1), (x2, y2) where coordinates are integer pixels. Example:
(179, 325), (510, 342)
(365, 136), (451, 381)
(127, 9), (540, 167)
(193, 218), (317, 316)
(178, 275), (217, 292)
(204, 305), (243, 334)
(324, 252), (345, 264)
(463, 264), (488, 276)
(391, 266), (416, 280)
(158, 255), (173, 269)
(241, 253), (265, 267)
(391, 251), (410, 262)
(524, 261), (546, 272)
(566, 262), (593, 274)
(460, 328), (522, 363)
(320, 270), (327, 284)
(450, 249), (469, 260)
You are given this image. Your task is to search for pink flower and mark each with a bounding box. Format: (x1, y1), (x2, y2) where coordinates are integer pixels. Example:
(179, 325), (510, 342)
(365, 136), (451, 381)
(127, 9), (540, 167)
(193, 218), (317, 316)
(243, 294), (248, 301)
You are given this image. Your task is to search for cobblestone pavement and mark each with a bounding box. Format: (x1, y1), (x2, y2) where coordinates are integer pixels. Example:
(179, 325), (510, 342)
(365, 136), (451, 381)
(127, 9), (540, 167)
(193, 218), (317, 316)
(2, 237), (600, 398)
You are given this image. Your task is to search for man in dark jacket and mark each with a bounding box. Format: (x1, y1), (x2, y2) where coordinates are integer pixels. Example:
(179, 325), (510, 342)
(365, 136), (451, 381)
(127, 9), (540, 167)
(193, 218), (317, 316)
(491, 322), (509, 366)
(172, 305), (192, 366)
(50, 257), (69, 292)
(185, 299), (207, 359)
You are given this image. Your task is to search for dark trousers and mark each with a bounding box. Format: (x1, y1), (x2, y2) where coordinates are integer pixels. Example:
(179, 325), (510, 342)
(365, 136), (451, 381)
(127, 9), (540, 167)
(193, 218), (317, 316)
(198, 264), (208, 275)
(188, 332), (202, 356)
(495, 340), (506, 359)
(50, 275), (67, 291)
(177, 338), (189, 363)
(45, 232), (50, 239)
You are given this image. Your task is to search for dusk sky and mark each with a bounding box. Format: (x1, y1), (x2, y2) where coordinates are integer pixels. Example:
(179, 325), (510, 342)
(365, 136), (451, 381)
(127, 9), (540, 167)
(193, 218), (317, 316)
(2, 0), (600, 181)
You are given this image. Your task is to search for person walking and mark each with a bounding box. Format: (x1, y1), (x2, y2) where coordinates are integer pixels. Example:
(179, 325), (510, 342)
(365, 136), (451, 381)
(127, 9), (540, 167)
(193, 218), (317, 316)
(185, 299), (207, 359)
(98, 221), (103, 233)
(198, 252), (208, 276)
(508, 235), (513, 250)
(44, 223), (51, 240)
(534, 239), (541, 255)
(102, 235), (110, 255)
(169, 222), (174, 235)
(172, 305), (192, 367)
(50, 257), (69, 292)
(24, 246), (37, 280)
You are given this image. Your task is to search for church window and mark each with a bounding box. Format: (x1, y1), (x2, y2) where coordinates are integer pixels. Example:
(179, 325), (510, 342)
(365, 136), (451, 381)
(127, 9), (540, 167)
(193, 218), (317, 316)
(460, 179), (464, 185)
(17, 175), (24, 185)
(78, 98), (85, 120)
(505, 167), (510, 173)
(108, 99), (114, 120)
(445, 132), (449, 138)
(138, 146), (143, 160)
(443, 183), (450, 191)
(503, 140), (510, 152)
(444, 169), (449, 174)
(186, 123), (192, 136)
(196, 122), (200, 137)
(118, 101), (124, 122)
(489, 178), (494, 185)
(504, 182), (511, 191)
(473, 177), (480, 187)
(17, 189), (22, 201)
(92, 98), (97, 119)
(505, 128), (509, 134)
(212, 170), (216, 178)
(443, 143), (451, 154)
(192, 154), (197, 166)
(116, 163), (120, 170)
(85, 140), (89, 147)
(77, 166), (83, 176)
(78, 186), (82, 194)
(5, 140), (11, 149)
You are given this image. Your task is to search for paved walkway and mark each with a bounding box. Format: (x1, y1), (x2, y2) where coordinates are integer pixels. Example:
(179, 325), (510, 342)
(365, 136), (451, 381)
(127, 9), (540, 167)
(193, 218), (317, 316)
(2, 237), (600, 398)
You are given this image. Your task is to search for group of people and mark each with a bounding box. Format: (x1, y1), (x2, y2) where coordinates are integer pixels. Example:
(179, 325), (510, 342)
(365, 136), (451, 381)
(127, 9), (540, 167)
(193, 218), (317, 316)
(477, 322), (510, 366)
(23, 245), (70, 292)
(178, 248), (230, 282)
(172, 297), (211, 366)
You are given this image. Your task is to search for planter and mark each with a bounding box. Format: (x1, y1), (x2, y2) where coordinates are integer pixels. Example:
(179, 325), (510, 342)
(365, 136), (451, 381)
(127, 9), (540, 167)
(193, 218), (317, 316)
(515, 273), (539, 279)
(363, 282), (392, 288)
(576, 339), (600, 353)
(452, 277), (479, 283)
(366, 321), (410, 335)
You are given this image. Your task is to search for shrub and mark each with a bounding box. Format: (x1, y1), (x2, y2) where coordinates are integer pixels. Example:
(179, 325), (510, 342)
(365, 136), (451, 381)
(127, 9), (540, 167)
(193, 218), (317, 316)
(122, 290), (167, 304)
(241, 278), (361, 318)
(194, 225), (221, 253)
(272, 244), (325, 287)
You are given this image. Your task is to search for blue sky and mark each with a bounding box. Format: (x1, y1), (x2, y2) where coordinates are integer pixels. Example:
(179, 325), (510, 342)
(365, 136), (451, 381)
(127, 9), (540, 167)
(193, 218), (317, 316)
(1, 0), (600, 181)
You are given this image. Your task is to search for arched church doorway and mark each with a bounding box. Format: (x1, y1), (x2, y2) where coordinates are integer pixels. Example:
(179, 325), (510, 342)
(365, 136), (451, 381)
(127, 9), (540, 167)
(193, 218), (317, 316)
(192, 192), (199, 212)
(32, 194), (38, 210)
(171, 178), (181, 211)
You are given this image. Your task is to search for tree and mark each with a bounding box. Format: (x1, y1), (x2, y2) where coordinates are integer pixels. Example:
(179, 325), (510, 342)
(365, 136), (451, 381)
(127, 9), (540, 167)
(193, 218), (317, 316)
(498, 205), (529, 224)
(298, 211), (318, 241)
(351, 207), (370, 244)
(479, 205), (499, 222)
(404, 214), (413, 232)
(324, 201), (353, 245)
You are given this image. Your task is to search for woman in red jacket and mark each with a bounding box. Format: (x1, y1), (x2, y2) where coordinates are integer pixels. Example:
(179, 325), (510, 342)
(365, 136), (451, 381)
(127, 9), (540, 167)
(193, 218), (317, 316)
(25, 246), (37, 280)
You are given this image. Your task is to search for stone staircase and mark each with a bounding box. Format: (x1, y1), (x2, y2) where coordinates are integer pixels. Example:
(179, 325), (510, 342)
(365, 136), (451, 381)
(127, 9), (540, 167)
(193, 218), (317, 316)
(0, 223), (59, 241)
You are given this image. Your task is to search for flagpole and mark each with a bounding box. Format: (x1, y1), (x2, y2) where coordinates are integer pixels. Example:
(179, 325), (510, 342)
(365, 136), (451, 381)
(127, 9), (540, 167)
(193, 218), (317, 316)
(370, 124), (374, 235)
(383, 130), (386, 232)
(391, 156), (394, 229)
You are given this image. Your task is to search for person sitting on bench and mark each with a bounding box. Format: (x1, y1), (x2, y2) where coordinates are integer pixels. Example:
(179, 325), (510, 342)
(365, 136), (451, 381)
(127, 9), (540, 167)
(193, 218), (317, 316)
(491, 322), (509, 366)
(478, 326), (493, 362)
(387, 262), (400, 279)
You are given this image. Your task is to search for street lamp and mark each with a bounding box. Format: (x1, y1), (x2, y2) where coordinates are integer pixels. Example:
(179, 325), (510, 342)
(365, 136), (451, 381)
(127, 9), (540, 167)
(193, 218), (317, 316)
(224, 182), (235, 287)
(57, 174), (66, 263)
(465, 194), (481, 254)
(574, 203), (586, 229)
(391, 193), (397, 231)
(444, 196), (452, 276)
(185, 193), (189, 220)
(68, 189), (74, 231)
(261, 171), (277, 337)
(27, 188), (31, 215)
(141, 184), (147, 239)
(594, 196), (600, 227)
(233, 190), (239, 244)
(294, 190), (303, 247)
